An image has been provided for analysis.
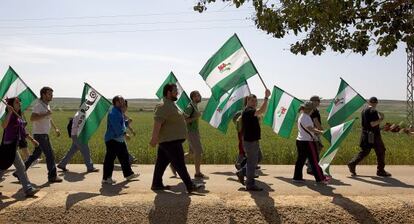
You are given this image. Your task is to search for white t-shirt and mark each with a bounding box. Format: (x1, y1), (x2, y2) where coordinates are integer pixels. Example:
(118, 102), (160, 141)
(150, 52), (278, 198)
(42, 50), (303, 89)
(32, 100), (51, 134)
(297, 113), (315, 141)
(71, 111), (82, 136)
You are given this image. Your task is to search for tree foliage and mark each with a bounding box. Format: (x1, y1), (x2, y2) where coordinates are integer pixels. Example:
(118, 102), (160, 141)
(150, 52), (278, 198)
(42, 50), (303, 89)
(194, 0), (414, 56)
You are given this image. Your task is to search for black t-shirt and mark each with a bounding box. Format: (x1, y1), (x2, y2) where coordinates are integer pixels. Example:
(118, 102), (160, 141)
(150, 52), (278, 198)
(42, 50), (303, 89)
(242, 107), (261, 141)
(361, 107), (380, 135)
(310, 108), (321, 126)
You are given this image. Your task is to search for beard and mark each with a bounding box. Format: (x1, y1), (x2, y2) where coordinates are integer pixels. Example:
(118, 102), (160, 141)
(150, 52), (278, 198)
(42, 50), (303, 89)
(171, 96), (178, 101)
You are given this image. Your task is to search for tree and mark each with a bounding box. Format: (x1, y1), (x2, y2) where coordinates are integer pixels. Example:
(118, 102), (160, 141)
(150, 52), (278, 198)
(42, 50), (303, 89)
(194, 0), (414, 56)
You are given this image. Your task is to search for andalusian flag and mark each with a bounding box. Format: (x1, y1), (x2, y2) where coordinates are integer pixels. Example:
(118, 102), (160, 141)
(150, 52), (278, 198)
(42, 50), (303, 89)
(77, 83), (111, 144)
(327, 78), (366, 127)
(199, 34), (257, 100)
(0, 66), (37, 119)
(264, 86), (302, 138)
(319, 119), (356, 176)
(202, 81), (250, 133)
(156, 71), (190, 112)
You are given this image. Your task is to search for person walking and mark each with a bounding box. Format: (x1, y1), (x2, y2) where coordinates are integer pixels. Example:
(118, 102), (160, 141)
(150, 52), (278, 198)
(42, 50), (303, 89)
(149, 83), (202, 193)
(347, 97), (392, 177)
(306, 95), (324, 175)
(102, 95), (139, 184)
(22, 86), (62, 183)
(236, 89), (271, 191)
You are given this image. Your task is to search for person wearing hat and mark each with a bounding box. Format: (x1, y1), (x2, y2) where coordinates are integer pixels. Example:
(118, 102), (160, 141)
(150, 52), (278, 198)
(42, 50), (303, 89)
(305, 95), (324, 175)
(347, 97), (391, 177)
(293, 101), (329, 184)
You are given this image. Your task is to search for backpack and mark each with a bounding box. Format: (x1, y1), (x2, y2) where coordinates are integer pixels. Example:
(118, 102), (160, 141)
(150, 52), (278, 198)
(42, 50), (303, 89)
(67, 118), (73, 138)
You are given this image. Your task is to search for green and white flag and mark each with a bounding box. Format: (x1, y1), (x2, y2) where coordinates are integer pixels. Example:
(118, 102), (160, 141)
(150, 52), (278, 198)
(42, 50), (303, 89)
(319, 119), (356, 176)
(155, 71), (190, 112)
(202, 81), (250, 133)
(327, 78), (366, 127)
(199, 34), (257, 100)
(264, 86), (302, 138)
(77, 83), (111, 144)
(0, 66), (37, 119)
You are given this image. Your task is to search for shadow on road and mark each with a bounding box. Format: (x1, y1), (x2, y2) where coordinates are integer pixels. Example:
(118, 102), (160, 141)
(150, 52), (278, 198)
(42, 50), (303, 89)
(349, 175), (414, 188)
(277, 176), (379, 224)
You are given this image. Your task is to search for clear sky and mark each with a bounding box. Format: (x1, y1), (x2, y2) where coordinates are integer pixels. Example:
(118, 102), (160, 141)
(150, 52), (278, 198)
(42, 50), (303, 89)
(0, 0), (407, 100)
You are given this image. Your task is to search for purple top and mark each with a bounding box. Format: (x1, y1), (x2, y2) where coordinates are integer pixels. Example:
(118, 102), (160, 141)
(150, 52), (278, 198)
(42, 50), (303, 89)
(3, 113), (27, 144)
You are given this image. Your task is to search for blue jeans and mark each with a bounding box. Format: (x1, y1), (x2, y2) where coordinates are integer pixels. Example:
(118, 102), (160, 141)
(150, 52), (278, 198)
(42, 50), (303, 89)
(239, 140), (260, 188)
(58, 135), (94, 170)
(25, 134), (57, 180)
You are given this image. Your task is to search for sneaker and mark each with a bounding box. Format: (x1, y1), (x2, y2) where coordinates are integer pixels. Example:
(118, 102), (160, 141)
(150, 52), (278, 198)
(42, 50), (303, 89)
(57, 164), (68, 172)
(25, 187), (39, 197)
(48, 177), (63, 183)
(194, 173), (209, 179)
(347, 163), (356, 176)
(151, 185), (171, 191)
(102, 178), (117, 184)
(246, 185), (263, 191)
(187, 183), (204, 193)
(377, 170), (392, 177)
(87, 167), (100, 173)
(126, 173), (140, 181)
(306, 168), (313, 175)
(236, 171), (245, 185)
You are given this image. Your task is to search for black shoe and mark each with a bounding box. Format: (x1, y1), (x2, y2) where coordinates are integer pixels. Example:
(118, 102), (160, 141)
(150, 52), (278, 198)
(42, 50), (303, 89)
(25, 187), (39, 197)
(187, 183), (203, 193)
(306, 169), (313, 175)
(377, 170), (392, 177)
(347, 163), (356, 176)
(49, 177), (63, 183)
(151, 185), (171, 191)
(235, 164), (241, 170)
(236, 171), (245, 185)
(256, 166), (261, 170)
(57, 165), (68, 172)
(12, 172), (20, 181)
(246, 185), (263, 191)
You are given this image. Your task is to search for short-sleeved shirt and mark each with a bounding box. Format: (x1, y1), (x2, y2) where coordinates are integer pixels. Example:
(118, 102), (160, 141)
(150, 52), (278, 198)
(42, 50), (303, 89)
(184, 103), (199, 133)
(154, 97), (187, 143)
(310, 108), (321, 127)
(242, 106), (261, 141)
(297, 113), (315, 141)
(3, 113), (27, 144)
(32, 100), (51, 134)
(361, 107), (380, 135)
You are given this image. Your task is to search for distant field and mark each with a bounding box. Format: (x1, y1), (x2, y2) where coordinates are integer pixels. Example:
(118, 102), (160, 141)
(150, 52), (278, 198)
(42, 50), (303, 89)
(23, 98), (413, 165)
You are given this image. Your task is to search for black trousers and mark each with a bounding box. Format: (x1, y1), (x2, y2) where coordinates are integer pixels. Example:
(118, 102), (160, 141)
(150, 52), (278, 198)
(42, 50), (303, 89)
(294, 140), (325, 182)
(103, 140), (134, 180)
(349, 134), (386, 172)
(152, 140), (193, 190)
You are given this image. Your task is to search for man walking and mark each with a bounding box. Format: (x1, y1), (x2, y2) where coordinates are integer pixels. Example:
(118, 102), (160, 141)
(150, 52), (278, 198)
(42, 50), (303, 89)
(102, 95), (139, 184)
(348, 97), (392, 177)
(236, 89), (271, 191)
(184, 90), (208, 179)
(23, 86), (62, 183)
(150, 83), (202, 193)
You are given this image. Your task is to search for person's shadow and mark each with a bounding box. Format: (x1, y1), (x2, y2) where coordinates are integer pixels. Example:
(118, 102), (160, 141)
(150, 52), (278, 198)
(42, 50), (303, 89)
(61, 171), (86, 183)
(0, 189), (36, 210)
(65, 192), (100, 210)
(277, 177), (378, 223)
(99, 179), (138, 197)
(349, 175), (414, 188)
(148, 188), (191, 224)
(237, 179), (281, 224)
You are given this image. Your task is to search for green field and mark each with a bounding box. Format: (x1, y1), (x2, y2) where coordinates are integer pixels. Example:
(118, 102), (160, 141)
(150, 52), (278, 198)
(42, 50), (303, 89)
(23, 98), (414, 165)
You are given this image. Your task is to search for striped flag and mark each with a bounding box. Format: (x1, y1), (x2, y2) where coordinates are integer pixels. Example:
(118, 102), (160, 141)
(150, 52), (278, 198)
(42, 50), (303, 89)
(264, 86), (302, 138)
(155, 71), (190, 112)
(0, 66), (37, 119)
(202, 81), (250, 133)
(199, 34), (257, 100)
(77, 83), (111, 144)
(319, 119), (356, 176)
(327, 78), (366, 127)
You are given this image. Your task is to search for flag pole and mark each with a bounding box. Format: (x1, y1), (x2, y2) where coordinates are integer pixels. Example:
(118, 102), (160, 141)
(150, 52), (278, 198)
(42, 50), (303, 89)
(340, 77), (368, 103)
(1, 99), (23, 120)
(234, 34), (268, 90)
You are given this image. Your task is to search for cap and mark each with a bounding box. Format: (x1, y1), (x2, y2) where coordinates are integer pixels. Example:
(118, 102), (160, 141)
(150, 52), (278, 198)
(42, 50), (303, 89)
(302, 101), (315, 110)
(369, 97), (378, 103)
(310, 95), (321, 101)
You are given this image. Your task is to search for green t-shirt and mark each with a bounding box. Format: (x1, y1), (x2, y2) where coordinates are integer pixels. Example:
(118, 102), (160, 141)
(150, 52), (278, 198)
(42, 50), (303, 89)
(154, 98), (187, 143)
(184, 103), (200, 133)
